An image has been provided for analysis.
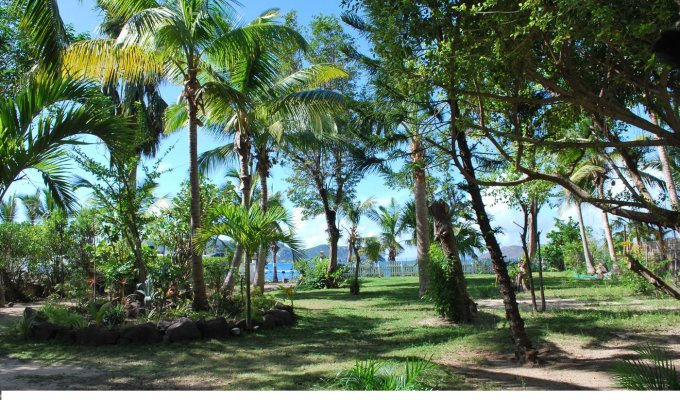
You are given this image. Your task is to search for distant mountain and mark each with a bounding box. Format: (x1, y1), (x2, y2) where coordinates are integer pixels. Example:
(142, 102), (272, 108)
(477, 245), (524, 261)
(270, 243), (384, 263)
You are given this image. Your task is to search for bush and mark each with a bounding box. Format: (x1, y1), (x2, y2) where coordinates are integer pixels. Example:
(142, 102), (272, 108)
(41, 304), (88, 329)
(326, 358), (438, 390)
(294, 257), (346, 289)
(203, 256), (230, 290)
(102, 304), (126, 328)
(613, 344), (679, 390)
(250, 288), (277, 320)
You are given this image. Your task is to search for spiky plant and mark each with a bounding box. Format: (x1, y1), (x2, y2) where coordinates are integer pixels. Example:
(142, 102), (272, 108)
(613, 344), (680, 390)
(327, 357), (438, 391)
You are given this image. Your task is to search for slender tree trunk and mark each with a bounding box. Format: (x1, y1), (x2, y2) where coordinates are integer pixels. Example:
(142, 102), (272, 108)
(255, 150), (269, 291)
(598, 182), (617, 263)
(127, 162), (147, 284)
(527, 199), (539, 259)
(430, 199), (475, 322)
(649, 113), (679, 209)
(186, 77), (208, 311)
(325, 208), (340, 278)
(455, 125), (534, 362)
(223, 245), (242, 294)
(347, 242), (354, 264)
(272, 243), (279, 283)
(388, 247), (396, 262)
(412, 135), (431, 297)
(351, 240), (361, 295)
(244, 252), (253, 329)
(575, 202), (596, 274)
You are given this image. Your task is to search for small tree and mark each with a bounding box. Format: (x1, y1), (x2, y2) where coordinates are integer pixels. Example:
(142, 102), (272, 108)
(199, 204), (301, 329)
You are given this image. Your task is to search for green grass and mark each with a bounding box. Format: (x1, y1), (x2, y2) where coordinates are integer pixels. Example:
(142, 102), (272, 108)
(0, 273), (678, 390)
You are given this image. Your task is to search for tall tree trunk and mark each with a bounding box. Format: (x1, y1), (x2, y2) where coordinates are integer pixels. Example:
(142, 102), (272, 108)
(597, 182), (617, 263)
(271, 243), (279, 283)
(455, 125), (534, 362)
(347, 242), (354, 264)
(649, 113), (679, 209)
(575, 202), (596, 274)
(325, 208), (340, 278)
(527, 199), (539, 259)
(255, 149), (269, 292)
(430, 199), (475, 322)
(388, 247), (396, 262)
(412, 135), (431, 297)
(244, 252), (253, 329)
(186, 78), (208, 311)
(351, 239), (361, 295)
(223, 245), (242, 294)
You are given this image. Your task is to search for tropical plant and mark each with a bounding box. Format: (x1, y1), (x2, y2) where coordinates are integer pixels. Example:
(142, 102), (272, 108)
(41, 303), (88, 329)
(613, 344), (680, 390)
(0, 73), (129, 211)
(370, 198), (405, 261)
(198, 203), (301, 329)
(0, 194), (18, 223)
(326, 357), (438, 390)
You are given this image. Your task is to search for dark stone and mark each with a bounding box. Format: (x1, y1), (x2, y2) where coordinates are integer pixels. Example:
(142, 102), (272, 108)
(234, 319), (247, 332)
(54, 328), (75, 344)
(165, 319), (200, 343)
(231, 327), (241, 336)
(266, 309), (294, 326)
(23, 307), (46, 322)
(30, 322), (59, 340)
(121, 323), (160, 344)
(273, 302), (295, 316)
(260, 315), (277, 330)
(75, 327), (120, 346)
(157, 320), (173, 334)
(117, 337), (131, 345)
(196, 317), (230, 339)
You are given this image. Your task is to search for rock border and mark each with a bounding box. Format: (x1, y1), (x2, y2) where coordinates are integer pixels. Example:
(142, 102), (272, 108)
(24, 303), (296, 346)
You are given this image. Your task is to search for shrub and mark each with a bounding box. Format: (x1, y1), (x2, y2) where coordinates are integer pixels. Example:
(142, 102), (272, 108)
(250, 288), (277, 320)
(326, 358), (438, 390)
(294, 257), (346, 289)
(102, 304), (126, 328)
(41, 304), (88, 329)
(613, 344), (679, 390)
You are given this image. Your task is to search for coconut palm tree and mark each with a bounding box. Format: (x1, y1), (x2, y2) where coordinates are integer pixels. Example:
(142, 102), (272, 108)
(342, 198), (376, 263)
(66, 1), (308, 310)
(19, 189), (59, 224)
(0, 73), (129, 212)
(371, 198), (405, 261)
(560, 188), (596, 274)
(198, 203), (301, 329)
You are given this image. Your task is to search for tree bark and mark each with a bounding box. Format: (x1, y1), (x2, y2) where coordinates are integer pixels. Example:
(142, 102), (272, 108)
(412, 135), (431, 297)
(324, 207), (340, 278)
(627, 255), (680, 300)
(649, 113), (679, 209)
(255, 149), (269, 291)
(271, 243), (279, 283)
(575, 202), (596, 274)
(351, 240), (361, 295)
(597, 182), (617, 263)
(388, 247), (396, 262)
(527, 199), (539, 259)
(244, 252), (253, 329)
(455, 124), (534, 362)
(429, 199), (475, 322)
(0, 271), (6, 307)
(186, 75), (208, 311)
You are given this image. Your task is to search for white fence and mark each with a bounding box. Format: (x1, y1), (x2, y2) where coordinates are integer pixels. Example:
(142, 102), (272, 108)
(343, 261), (495, 278)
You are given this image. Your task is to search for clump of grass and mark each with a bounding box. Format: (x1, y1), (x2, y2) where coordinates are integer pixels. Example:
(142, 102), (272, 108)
(41, 304), (88, 329)
(326, 357), (438, 390)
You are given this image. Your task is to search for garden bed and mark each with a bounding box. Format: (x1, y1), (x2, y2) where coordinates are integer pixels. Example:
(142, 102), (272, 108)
(21, 303), (296, 346)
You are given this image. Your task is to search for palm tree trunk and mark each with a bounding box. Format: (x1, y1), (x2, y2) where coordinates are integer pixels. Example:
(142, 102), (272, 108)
(347, 242), (354, 264)
(411, 135), (431, 297)
(388, 247), (396, 262)
(430, 199), (475, 322)
(455, 121), (534, 362)
(649, 113), (679, 209)
(186, 78), (208, 311)
(527, 199), (538, 259)
(255, 151), (269, 291)
(272, 244), (279, 283)
(597, 182), (617, 263)
(244, 252), (252, 329)
(575, 202), (596, 274)
(351, 240), (361, 295)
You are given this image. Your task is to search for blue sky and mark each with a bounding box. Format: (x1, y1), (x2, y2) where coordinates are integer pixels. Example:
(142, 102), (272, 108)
(8, 0), (609, 260)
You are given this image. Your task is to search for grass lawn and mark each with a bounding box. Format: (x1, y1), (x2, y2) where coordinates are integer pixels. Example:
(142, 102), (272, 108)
(0, 272), (679, 390)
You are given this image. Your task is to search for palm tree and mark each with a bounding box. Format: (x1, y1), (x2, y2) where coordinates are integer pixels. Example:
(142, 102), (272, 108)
(342, 198), (376, 294)
(19, 190), (56, 224)
(199, 203), (301, 329)
(68, 1), (307, 310)
(371, 198), (405, 261)
(560, 188), (596, 274)
(194, 48), (346, 292)
(0, 195), (18, 223)
(0, 73), (129, 212)
(342, 198), (376, 263)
